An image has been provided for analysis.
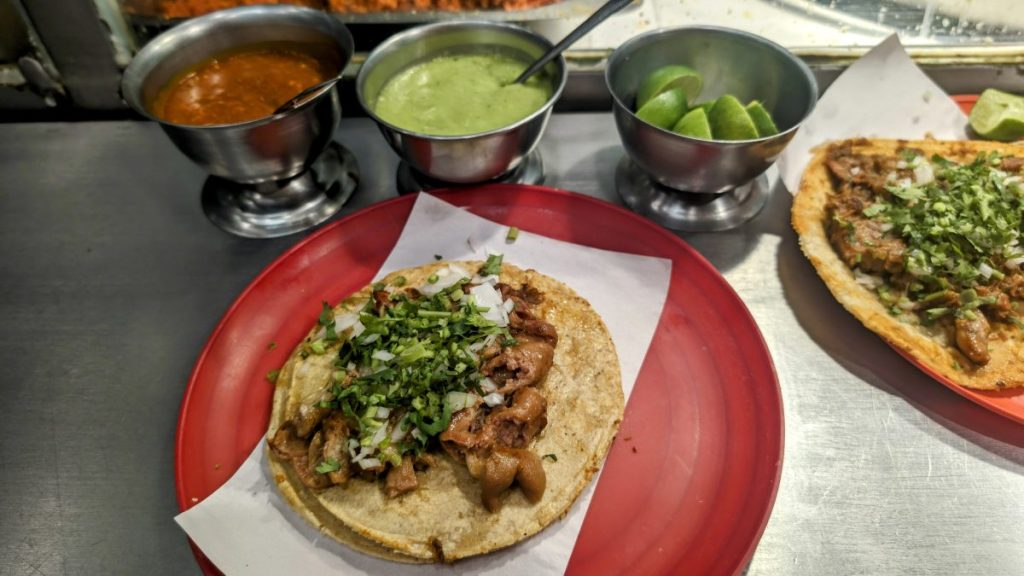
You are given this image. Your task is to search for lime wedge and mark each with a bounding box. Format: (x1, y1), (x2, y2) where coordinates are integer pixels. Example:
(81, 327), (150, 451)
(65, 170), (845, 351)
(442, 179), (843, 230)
(746, 101), (779, 137)
(708, 95), (759, 141)
(636, 87), (688, 130)
(636, 65), (702, 110)
(671, 107), (712, 139)
(693, 101), (715, 115)
(969, 88), (1024, 141)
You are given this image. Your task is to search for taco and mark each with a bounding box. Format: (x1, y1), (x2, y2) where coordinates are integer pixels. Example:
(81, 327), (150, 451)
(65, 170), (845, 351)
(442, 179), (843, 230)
(793, 138), (1024, 389)
(266, 257), (623, 561)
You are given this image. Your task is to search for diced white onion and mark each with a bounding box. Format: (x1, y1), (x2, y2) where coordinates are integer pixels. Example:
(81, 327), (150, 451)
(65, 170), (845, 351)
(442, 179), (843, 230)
(351, 320), (366, 338)
(896, 160), (908, 169)
(898, 298), (916, 311)
(471, 274), (499, 286)
(483, 392), (505, 407)
(897, 178), (912, 188)
(503, 299), (515, 313)
(1006, 256), (1024, 269)
(480, 377), (498, 393)
(979, 262), (994, 280)
(411, 428), (425, 441)
(913, 162), (935, 185)
(470, 283), (509, 327)
(346, 362), (356, 371)
(445, 391), (481, 413)
(358, 458), (382, 470)
(361, 333), (380, 344)
(351, 446), (373, 463)
(880, 223), (894, 232)
(376, 407), (391, 419)
(850, 166), (862, 176)
(347, 439), (360, 457)
(390, 416), (409, 442)
(419, 265), (471, 296)
(372, 350), (395, 362)
(369, 424), (388, 447)
(854, 270), (884, 289)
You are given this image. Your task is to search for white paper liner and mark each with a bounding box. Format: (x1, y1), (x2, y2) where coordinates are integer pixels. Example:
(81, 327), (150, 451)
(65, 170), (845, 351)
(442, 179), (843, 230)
(176, 193), (672, 575)
(778, 34), (969, 194)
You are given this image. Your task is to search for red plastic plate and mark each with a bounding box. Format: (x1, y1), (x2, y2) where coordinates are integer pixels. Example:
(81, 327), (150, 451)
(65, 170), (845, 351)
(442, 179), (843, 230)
(175, 186), (783, 575)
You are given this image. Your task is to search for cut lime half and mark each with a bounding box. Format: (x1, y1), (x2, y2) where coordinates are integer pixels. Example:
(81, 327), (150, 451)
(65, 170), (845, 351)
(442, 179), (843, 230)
(636, 66), (703, 110)
(969, 88), (1024, 142)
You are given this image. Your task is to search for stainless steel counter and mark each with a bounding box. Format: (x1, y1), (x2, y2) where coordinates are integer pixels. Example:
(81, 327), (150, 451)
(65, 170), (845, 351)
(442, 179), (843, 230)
(1, 115), (1023, 575)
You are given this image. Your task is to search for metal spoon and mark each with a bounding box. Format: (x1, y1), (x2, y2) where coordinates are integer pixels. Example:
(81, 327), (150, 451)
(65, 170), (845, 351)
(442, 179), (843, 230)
(512, 0), (634, 85)
(274, 75), (342, 115)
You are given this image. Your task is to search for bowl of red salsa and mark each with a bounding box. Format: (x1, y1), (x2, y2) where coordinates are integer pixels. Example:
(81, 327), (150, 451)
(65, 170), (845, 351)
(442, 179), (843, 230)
(121, 5), (353, 183)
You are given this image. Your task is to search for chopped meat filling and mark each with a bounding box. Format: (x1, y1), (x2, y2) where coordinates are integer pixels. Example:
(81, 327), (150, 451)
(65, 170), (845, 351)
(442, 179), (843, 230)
(824, 143), (1024, 366)
(268, 275), (555, 510)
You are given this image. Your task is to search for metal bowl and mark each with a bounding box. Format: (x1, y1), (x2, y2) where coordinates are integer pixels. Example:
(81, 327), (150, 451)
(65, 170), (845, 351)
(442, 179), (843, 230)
(356, 21), (567, 184)
(121, 5), (354, 184)
(606, 26), (817, 194)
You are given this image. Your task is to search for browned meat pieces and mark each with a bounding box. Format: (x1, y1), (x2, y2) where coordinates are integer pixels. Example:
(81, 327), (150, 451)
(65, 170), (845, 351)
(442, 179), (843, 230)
(827, 214), (907, 275)
(268, 423), (331, 490)
(1002, 156), (1024, 173)
(484, 387), (548, 449)
(478, 448), (547, 512)
(481, 337), (555, 395)
(293, 405), (330, 438)
(825, 148), (909, 194)
(955, 314), (991, 365)
(321, 412), (352, 485)
(384, 455), (419, 498)
(440, 404), (490, 459)
(496, 282), (559, 346)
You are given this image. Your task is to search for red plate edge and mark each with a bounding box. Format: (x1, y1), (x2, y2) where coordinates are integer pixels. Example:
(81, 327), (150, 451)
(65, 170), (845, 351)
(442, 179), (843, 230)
(174, 186), (784, 575)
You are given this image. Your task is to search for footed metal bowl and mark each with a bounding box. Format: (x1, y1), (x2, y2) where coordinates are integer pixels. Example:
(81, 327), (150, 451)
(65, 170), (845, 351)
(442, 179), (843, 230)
(357, 21), (567, 184)
(606, 25), (818, 195)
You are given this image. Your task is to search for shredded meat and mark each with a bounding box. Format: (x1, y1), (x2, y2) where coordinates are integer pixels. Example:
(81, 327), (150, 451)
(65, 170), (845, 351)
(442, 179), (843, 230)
(497, 282), (559, 346)
(481, 336), (555, 395)
(384, 455), (419, 497)
(955, 314), (991, 365)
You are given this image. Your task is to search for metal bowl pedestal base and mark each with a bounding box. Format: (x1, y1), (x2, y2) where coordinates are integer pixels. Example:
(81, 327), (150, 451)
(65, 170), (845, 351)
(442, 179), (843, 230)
(396, 151), (544, 195)
(616, 156), (770, 232)
(201, 142), (359, 238)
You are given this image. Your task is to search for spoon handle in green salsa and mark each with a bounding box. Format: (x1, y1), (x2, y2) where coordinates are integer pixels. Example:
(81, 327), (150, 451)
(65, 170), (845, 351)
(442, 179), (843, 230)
(513, 0), (634, 85)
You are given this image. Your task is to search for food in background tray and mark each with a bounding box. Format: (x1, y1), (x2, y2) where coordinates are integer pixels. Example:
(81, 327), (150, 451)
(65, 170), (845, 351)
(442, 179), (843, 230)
(793, 138), (1024, 390)
(123, 0), (558, 18)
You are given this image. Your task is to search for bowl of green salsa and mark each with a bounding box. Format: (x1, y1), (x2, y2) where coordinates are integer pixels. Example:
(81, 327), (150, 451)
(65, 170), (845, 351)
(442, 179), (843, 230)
(357, 22), (567, 184)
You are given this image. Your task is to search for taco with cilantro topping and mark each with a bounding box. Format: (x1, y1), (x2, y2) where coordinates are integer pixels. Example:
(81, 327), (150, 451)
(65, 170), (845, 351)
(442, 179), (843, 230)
(266, 257), (623, 561)
(793, 138), (1024, 389)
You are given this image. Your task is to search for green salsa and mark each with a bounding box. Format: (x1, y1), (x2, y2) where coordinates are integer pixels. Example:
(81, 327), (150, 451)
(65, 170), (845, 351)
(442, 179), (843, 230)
(373, 53), (553, 136)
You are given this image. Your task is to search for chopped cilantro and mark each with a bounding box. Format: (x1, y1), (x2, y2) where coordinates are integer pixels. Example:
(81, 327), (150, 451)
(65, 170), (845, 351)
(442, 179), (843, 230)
(266, 341), (277, 350)
(505, 226), (520, 244)
(542, 453), (557, 462)
(266, 369), (281, 383)
(434, 254), (443, 261)
(481, 253), (503, 276)
(315, 459), (340, 474)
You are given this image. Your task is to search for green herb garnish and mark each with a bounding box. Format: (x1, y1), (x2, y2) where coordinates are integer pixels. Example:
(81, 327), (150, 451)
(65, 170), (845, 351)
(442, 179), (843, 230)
(505, 226), (520, 244)
(266, 369), (281, 383)
(315, 459), (340, 474)
(481, 253), (503, 276)
(330, 275), (513, 460)
(542, 453), (557, 462)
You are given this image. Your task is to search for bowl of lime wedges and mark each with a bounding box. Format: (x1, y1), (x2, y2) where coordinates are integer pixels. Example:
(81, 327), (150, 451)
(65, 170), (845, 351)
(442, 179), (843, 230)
(606, 26), (817, 195)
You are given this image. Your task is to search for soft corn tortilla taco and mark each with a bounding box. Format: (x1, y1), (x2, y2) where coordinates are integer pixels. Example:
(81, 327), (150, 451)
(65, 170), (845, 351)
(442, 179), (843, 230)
(793, 138), (1024, 390)
(266, 260), (623, 561)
